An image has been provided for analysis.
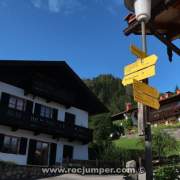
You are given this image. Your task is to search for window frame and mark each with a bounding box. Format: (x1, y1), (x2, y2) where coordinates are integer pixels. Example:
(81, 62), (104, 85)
(40, 105), (52, 118)
(3, 135), (19, 154)
(35, 140), (49, 165)
(8, 95), (25, 111)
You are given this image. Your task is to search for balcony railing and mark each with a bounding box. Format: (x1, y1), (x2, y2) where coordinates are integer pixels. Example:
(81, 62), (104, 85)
(151, 107), (180, 121)
(0, 107), (93, 142)
(31, 78), (75, 105)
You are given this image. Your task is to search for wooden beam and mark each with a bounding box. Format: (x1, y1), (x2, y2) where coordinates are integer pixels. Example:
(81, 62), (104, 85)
(46, 99), (51, 103)
(83, 141), (89, 145)
(24, 90), (29, 96)
(11, 127), (19, 132)
(68, 138), (75, 142)
(34, 131), (41, 136)
(66, 105), (71, 109)
(167, 29), (180, 41)
(52, 135), (59, 139)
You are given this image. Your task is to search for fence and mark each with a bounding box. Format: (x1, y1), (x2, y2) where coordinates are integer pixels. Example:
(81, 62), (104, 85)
(62, 157), (125, 168)
(139, 153), (180, 168)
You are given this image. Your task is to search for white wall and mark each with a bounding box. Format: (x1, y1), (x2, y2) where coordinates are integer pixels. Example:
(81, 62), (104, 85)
(131, 110), (138, 126)
(151, 101), (180, 125)
(0, 81), (89, 127)
(0, 81), (89, 165)
(151, 101), (180, 113)
(123, 110), (138, 126)
(0, 125), (88, 165)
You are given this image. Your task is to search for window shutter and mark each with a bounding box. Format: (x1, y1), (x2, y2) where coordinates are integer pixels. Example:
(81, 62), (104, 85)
(25, 100), (33, 114)
(65, 113), (75, 125)
(63, 145), (68, 158)
(34, 103), (41, 116)
(70, 114), (75, 125)
(0, 133), (5, 152)
(68, 146), (73, 159)
(27, 139), (37, 165)
(19, 137), (28, 155)
(49, 143), (57, 166)
(0, 92), (10, 107)
(63, 145), (73, 159)
(52, 108), (58, 120)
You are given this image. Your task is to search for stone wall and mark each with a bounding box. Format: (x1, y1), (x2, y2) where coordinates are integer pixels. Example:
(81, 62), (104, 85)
(0, 164), (59, 180)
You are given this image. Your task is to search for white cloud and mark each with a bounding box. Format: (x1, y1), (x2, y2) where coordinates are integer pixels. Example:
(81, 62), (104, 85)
(47, 0), (84, 14)
(107, 5), (116, 15)
(31, 0), (42, 8)
(94, 0), (103, 3)
(113, 0), (124, 6)
(2, 0), (8, 7)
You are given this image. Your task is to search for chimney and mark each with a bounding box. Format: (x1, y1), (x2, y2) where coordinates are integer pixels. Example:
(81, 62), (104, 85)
(177, 90), (180, 94)
(165, 91), (171, 98)
(126, 102), (132, 111)
(159, 95), (164, 100)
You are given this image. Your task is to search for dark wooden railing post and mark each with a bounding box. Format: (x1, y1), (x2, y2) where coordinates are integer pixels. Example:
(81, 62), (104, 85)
(96, 158), (99, 167)
(67, 157), (69, 168)
(139, 157), (142, 167)
(121, 159), (125, 167)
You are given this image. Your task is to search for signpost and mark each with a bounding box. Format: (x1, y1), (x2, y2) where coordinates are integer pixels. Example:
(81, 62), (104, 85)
(124, 54), (158, 76)
(133, 79), (159, 98)
(134, 90), (160, 109)
(122, 65), (155, 86)
(130, 43), (149, 59)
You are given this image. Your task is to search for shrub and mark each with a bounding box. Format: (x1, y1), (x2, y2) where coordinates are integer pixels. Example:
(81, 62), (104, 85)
(153, 164), (180, 180)
(0, 159), (17, 168)
(122, 117), (133, 131)
(94, 140), (131, 163)
(136, 126), (179, 157)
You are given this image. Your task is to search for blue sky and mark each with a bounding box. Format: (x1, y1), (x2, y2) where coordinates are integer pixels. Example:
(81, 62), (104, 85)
(0, 0), (179, 94)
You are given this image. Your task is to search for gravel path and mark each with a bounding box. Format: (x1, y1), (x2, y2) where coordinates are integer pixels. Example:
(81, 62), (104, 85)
(36, 173), (146, 180)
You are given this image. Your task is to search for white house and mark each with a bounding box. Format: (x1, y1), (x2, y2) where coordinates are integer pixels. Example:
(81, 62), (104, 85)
(111, 102), (138, 126)
(151, 91), (180, 126)
(0, 60), (109, 166)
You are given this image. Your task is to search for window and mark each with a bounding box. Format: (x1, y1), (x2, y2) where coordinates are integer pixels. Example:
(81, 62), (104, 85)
(40, 105), (51, 118)
(2, 135), (19, 154)
(35, 141), (49, 165)
(8, 95), (25, 111)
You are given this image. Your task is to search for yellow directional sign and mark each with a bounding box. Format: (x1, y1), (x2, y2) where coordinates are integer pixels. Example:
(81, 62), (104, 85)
(122, 65), (155, 86)
(130, 44), (149, 59)
(124, 54), (158, 76)
(133, 79), (159, 98)
(134, 90), (160, 109)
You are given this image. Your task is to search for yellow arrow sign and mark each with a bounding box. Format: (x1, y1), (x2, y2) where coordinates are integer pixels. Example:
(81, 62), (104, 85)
(134, 90), (160, 109)
(124, 54), (158, 76)
(133, 79), (159, 99)
(130, 44), (149, 59)
(122, 65), (155, 86)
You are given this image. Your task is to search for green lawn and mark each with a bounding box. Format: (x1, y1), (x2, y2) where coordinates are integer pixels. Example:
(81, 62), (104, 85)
(114, 137), (142, 149)
(113, 137), (180, 157)
(113, 138), (144, 159)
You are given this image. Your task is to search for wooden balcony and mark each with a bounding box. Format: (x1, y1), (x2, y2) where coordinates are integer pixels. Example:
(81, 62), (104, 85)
(151, 107), (180, 121)
(25, 78), (75, 106)
(0, 107), (93, 144)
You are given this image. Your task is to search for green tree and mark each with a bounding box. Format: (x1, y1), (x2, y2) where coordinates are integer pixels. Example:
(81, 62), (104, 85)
(83, 74), (137, 114)
(122, 117), (133, 131)
(94, 140), (131, 162)
(136, 126), (179, 157)
(175, 84), (179, 93)
(89, 113), (113, 142)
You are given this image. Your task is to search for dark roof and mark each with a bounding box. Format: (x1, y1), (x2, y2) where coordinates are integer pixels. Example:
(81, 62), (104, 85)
(0, 60), (109, 116)
(111, 107), (138, 121)
(158, 93), (180, 106)
(111, 93), (180, 120)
